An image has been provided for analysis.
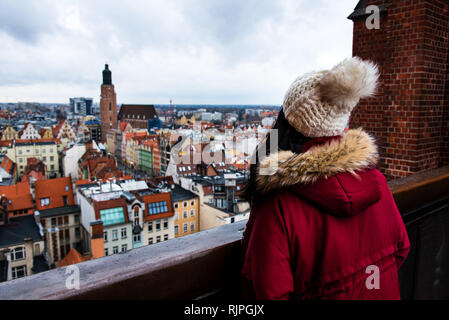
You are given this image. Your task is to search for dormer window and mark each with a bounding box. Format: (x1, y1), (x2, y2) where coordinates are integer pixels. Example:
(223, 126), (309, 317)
(40, 198), (50, 207)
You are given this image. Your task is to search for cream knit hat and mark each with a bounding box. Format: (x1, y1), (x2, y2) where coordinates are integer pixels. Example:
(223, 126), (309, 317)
(282, 57), (379, 138)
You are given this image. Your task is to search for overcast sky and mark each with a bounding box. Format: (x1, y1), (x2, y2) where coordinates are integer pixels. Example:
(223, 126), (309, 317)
(0, 0), (356, 105)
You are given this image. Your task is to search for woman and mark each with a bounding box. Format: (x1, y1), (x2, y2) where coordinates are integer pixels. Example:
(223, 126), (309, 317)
(241, 57), (410, 300)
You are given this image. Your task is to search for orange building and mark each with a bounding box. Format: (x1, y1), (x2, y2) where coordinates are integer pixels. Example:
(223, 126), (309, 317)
(0, 182), (34, 218)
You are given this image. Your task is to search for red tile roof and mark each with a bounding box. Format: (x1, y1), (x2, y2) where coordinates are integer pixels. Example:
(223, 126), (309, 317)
(35, 177), (75, 210)
(0, 182), (34, 215)
(0, 156), (16, 176)
(141, 192), (174, 222)
(119, 122), (131, 132)
(57, 248), (91, 267)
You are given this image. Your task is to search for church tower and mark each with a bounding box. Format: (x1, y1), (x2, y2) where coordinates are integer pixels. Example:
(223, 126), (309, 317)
(100, 64), (118, 141)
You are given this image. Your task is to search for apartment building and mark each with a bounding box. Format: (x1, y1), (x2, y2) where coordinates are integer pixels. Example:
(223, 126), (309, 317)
(35, 177), (82, 266)
(76, 181), (133, 258)
(0, 214), (47, 282)
(139, 191), (175, 246)
(6, 139), (60, 179)
(171, 185), (199, 238)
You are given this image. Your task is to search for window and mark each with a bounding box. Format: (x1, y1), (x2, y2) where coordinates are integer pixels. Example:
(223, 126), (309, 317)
(156, 236), (161, 243)
(63, 196), (68, 206)
(121, 244), (127, 252)
(112, 229), (118, 241)
(190, 209), (195, 217)
(104, 231), (108, 242)
(75, 227), (80, 238)
(183, 201), (187, 207)
(183, 224), (188, 233)
(190, 222), (195, 232)
(43, 156), (47, 161)
(174, 212), (179, 220)
(63, 216), (69, 225)
(174, 203), (178, 209)
(51, 217), (56, 227)
(50, 165), (54, 170)
(121, 228), (127, 239)
(12, 247), (25, 261)
(183, 211), (188, 219)
(100, 207), (125, 226)
(148, 237), (153, 245)
(147, 201), (168, 215)
(74, 215), (79, 223)
(164, 234), (168, 241)
(18, 150), (22, 155)
(113, 246), (119, 254)
(43, 148), (46, 154)
(19, 158), (23, 163)
(104, 248), (109, 256)
(12, 266), (26, 279)
(147, 222), (153, 233)
(155, 220), (161, 231)
(175, 225), (179, 235)
(133, 234), (141, 243)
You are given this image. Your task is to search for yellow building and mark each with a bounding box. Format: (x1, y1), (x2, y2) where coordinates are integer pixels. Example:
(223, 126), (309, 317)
(1, 126), (18, 141)
(6, 139), (61, 179)
(171, 185), (199, 237)
(39, 128), (54, 139)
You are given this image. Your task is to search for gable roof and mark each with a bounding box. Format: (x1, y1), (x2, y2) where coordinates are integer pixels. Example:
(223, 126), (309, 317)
(57, 248), (91, 267)
(0, 182), (34, 212)
(118, 105), (157, 119)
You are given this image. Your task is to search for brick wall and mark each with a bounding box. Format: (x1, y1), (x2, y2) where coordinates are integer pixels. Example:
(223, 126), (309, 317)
(348, 0), (449, 179)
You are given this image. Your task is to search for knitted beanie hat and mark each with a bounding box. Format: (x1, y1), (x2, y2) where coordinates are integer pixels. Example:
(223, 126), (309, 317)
(282, 56), (379, 138)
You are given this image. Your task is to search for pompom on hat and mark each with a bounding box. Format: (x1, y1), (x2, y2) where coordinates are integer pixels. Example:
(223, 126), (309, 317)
(282, 56), (379, 138)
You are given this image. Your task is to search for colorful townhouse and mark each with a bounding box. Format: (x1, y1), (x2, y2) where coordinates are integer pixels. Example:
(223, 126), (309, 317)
(171, 185), (199, 238)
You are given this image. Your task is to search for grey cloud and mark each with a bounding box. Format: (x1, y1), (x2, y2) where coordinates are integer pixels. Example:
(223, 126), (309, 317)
(0, 0), (58, 43)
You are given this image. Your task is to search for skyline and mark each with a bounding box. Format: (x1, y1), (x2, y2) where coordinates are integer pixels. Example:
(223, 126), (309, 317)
(0, 0), (355, 105)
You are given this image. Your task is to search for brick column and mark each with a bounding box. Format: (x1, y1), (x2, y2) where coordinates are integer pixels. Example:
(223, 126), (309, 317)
(348, 0), (449, 179)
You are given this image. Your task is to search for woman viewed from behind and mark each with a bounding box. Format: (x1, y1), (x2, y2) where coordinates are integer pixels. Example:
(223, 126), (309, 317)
(241, 57), (410, 300)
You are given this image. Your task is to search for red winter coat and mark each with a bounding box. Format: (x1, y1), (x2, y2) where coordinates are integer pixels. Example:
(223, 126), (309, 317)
(241, 129), (410, 300)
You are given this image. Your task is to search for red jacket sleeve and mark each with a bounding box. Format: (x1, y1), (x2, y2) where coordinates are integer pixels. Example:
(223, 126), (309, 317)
(393, 205), (410, 269)
(387, 189), (411, 269)
(241, 195), (294, 300)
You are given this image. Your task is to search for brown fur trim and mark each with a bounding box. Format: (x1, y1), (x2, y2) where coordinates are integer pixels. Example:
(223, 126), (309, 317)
(256, 128), (378, 194)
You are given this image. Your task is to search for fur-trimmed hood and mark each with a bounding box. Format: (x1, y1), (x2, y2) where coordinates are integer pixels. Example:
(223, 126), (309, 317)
(256, 128), (379, 194)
